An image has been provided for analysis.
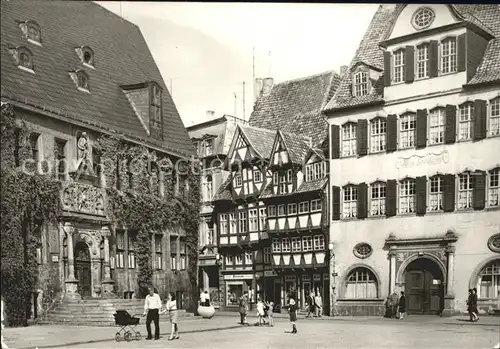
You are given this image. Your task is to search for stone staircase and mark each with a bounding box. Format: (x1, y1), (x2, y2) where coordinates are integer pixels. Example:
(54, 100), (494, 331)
(38, 298), (196, 326)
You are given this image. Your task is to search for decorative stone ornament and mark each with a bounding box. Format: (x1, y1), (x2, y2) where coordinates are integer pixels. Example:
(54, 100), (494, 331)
(353, 243), (373, 259)
(411, 7), (436, 31)
(487, 234), (500, 253)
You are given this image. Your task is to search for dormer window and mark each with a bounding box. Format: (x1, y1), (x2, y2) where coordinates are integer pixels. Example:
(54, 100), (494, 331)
(18, 20), (42, 45)
(82, 47), (94, 66)
(150, 83), (162, 128)
(353, 71), (368, 97)
(69, 70), (89, 92)
(393, 49), (405, 83)
(9, 46), (34, 73)
(411, 7), (435, 31)
(441, 38), (457, 74)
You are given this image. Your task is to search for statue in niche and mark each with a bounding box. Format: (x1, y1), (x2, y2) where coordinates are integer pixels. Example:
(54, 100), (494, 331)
(77, 132), (90, 162)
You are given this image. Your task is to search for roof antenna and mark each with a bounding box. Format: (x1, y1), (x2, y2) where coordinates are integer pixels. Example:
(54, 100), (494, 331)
(268, 51), (272, 77)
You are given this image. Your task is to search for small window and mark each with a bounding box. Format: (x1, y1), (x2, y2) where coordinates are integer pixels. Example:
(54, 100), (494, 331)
(393, 49), (405, 83)
(273, 172), (278, 184)
(268, 205), (276, 217)
(313, 235), (325, 250)
(238, 211), (247, 233)
(29, 133), (40, 162)
(263, 247), (271, 264)
(55, 138), (67, 180)
(429, 108), (445, 145)
(278, 205), (285, 216)
(248, 209), (258, 232)
(253, 170), (262, 183)
(411, 7), (435, 30)
(342, 123), (357, 157)
(400, 113), (416, 149)
(287, 169), (292, 183)
(82, 47), (94, 66)
(272, 238), (281, 253)
(11, 47), (34, 72)
(302, 236), (313, 252)
(282, 238), (291, 253)
(458, 103), (474, 141)
(489, 97), (500, 137)
(234, 173), (242, 187)
(287, 203), (297, 215)
(353, 71), (368, 97)
(311, 199), (322, 212)
(76, 70), (89, 91)
(298, 201), (309, 214)
(441, 38), (457, 74)
(20, 20), (42, 45)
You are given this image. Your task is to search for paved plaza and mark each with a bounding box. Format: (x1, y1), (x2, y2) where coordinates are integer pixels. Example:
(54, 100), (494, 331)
(3, 315), (499, 349)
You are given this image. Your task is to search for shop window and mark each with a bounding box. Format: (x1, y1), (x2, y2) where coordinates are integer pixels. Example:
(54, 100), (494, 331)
(477, 260), (500, 299)
(227, 284), (243, 306)
(116, 230), (125, 269)
(345, 267), (378, 299)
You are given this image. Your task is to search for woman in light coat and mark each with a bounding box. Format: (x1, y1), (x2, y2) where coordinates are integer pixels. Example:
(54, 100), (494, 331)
(161, 292), (179, 340)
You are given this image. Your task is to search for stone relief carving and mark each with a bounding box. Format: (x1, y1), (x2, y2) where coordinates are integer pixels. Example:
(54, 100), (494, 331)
(487, 234), (500, 253)
(77, 230), (102, 256)
(395, 150), (449, 169)
(397, 252), (407, 262)
(62, 182), (106, 216)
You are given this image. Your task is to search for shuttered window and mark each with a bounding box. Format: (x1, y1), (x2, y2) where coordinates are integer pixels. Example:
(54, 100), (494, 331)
(473, 171), (486, 210)
(342, 123), (357, 157)
(400, 113), (416, 149)
(490, 98), (500, 136)
(383, 51), (392, 87)
(393, 49), (405, 83)
(357, 119), (368, 156)
(386, 115), (398, 152)
(416, 44), (429, 79)
(399, 179), (416, 214)
(416, 109), (427, 149)
(343, 185), (358, 219)
(370, 118), (386, 152)
(415, 176), (427, 215)
(443, 174), (456, 212)
(458, 103), (474, 141)
(331, 124), (340, 159)
(357, 182), (368, 219)
(489, 168), (500, 207)
(404, 46), (415, 83)
(370, 182), (386, 216)
(331, 186), (341, 221)
(474, 99), (487, 141)
(429, 176), (444, 212)
(385, 180), (398, 217)
(441, 38), (457, 74)
(429, 40), (439, 77)
(429, 108), (445, 145)
(445, 105), (457, 144)
(458, 172), (473, 209)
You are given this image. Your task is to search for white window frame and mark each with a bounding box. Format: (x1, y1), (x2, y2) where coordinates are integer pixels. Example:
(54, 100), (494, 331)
(353, 71), (368, 97)
(416, 44), (429, 79)
(234, 173), (242, 187)
(219, 213), (228, 235)
(399, 178), (416, 214)
(287, 203), (297, 215)
(291, 237), (301, 252)
(490, 97), (500, 137)
(268, 205), (276, 217)
(238, 211), (247, 233)
(370, 118), (387, 153)
(313, 235), (325, 251)
(248, 209), (258, 232)
(253, 170), (262, 183)
(278, 204), (285, 216)
(488, 168), (499, 208)
(393, 49), (405, 83)
(342, 123), (357, 157)
(298, 201), (309, 214)
(310, 199), (322, 212)
(370, 182), (386, 216)
(258, 207), (267, 231)
(244, 252), (252, 265)
(429, 108), (445, 145)
(342, 185), (358, 219)
(441, 37), (457, 74)
(272, 238), (281, 253)
(282, 238), (291, 253)
(229, 213), (237, 234)
(458, 172), (473, 210)
(458, 103), (474, 141)
(428, 176), (443, 212)
(400, 113), (416, 149)
(302, 236), (313, 252)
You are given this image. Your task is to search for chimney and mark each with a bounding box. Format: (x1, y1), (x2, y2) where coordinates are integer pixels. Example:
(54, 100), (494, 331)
(206, 110), (215, 120)
(340, 65), (348, 78)
(262, 77), (274, 96)
(254, 78), (263, 101)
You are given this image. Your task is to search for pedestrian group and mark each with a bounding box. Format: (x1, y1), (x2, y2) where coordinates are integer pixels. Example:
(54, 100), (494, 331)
(142, 287), (179, 341)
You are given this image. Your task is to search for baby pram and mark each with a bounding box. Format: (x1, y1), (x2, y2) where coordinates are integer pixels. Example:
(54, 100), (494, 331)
(113, 310), (142, 342)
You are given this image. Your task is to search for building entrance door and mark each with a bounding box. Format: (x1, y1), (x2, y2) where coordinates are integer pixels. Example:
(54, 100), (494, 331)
(74, 242), (92, 298)
(405, 258), (444, 315)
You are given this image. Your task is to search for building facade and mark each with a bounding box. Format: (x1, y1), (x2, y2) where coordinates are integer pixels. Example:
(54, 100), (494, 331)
(325, 4), (500, 316)
(187, 113), (246, 307)
(0, 1), (196, 317)
(213, 72), (340, 312)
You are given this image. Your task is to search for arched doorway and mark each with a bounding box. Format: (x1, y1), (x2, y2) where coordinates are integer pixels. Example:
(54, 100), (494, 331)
(404, 258), (444, 315)
(74, 241), (92, 297)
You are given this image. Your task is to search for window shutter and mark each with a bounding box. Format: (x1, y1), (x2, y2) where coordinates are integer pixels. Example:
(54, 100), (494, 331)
(429, 40), (439, 78)
(457, 33), (466, 72)
(357, 182), (368, 219)
(473, 99), (487, 141)
(385, 179), (397, 217)
(416, 109), (427, 149)
(386, 114), (398, 152)
(415, 176), (427, 215)
(331, 186), (340, 221)
(357, 119), (368, 156)
(473, 170), (486, 210)
(442, 174), (455, 212)
(331, 124), (340, 159)
(405, 46), (415, 83)
(445, 105), (457, 144)
(384, 51), (392, 87)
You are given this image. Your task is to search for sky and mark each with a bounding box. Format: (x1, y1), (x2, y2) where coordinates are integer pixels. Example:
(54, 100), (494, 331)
(97, 2), (378, 127)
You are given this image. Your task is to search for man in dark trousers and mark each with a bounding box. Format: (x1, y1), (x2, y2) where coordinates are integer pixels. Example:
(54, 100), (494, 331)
(143, 287), (162, 340)
(238, 291), (249, 325)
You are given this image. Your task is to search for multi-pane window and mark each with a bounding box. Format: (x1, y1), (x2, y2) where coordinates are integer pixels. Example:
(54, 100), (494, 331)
(238, 211), (247, 233)
(313, 235), (325, 250)
(305, 162), (326, 182)
(399, 179), (416, 214)
(279, 174), (287, 194)
(225, 255), (234, 266)
(278, 205), (285, 216)
(219, 214), (228, 235)
(180, 239), (187, 270)
(235, 255), (243, 265)
(258, 208), (267, 231)
(311, 199), (322, 212)
(55, 138), (67, 180)
(234, 173), (242, 187)
(342, 123), (357, 157)
(429, 176), (443, 211)
(288, 203), (297, 215)
(370, 118), (386, 152)
(128, 232), (137, 269)
(298, 201), (309, 214)
(393, 49), (405, 83)
(429, 108), (445, 144)
(416, 44), (429, 79)
(253, 170), (262, 183)
(207, 226), (215, 246)
(272, 238), (281, 253)
(346, 267), (378, 299)
(170, 237), (178, 270)
(458, 103), (474, 141)
(353, 71), (368, 97)
(400, 113), (416, 148)
(291, 237), (301, 252)
(458, 173), (473, 209)
(244, 252), (252, 265)
(302, 236), (313, 252)
(370, 182), (386, 216)
(343, 185), (358, 218)
(115, 230), (125, 268)
(478, 261), (500, 299)
(248, 209), (258, 232)
(282, 238), (291, 253)
(27, 24), (41, 43)
(29, 133), (40, 161)
(263, 247), (271, 264)
(490, 98), (500, 136)
(268, 206), (276, 217)
(441, 38), (457, 74)
(155, 234), (162, 270)
(229, 213), (237, 234)
(488, 169), (499, 207)
(151, 84), (162, 128)
(201, 139), (213, 156)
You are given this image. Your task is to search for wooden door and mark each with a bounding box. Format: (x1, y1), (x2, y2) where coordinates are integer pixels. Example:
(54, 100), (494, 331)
(406, 270), (442, 314)
(75, 261), (91, 297)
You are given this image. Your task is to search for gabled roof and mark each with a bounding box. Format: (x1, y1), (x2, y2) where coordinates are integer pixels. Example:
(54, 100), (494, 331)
(249, 71), (340, 147)
(325, 4), (500, 112)
(1, 1), (195, 158)
(271, 130), (312, 166)
(212, 176), (232, 202)
(239, 124), (277, 159)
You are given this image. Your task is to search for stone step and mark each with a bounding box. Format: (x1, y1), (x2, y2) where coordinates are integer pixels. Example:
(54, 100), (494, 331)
(47, 310), (192, 317)
(37, 317), (202, 327)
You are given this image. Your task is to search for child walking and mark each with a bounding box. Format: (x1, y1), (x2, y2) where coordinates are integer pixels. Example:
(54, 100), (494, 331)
(160, 292), (179, 341)
(256, 297), (265, 326)
(285, 293), (298, 334)
(265, 301), (274, 327)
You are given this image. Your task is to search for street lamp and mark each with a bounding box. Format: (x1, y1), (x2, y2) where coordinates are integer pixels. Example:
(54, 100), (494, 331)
(215, 253), (222, 309)
(328, 242), (335, 317)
